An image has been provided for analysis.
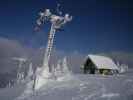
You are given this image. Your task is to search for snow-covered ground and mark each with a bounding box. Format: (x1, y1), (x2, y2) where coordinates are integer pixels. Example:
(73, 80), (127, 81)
(0, 73), (133, 100)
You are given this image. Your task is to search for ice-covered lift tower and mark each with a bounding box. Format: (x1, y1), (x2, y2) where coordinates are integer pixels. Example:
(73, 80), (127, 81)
(34, 8), (72, 89)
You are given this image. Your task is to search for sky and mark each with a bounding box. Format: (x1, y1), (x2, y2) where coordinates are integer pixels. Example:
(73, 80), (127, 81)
(0, 0), (132, 54)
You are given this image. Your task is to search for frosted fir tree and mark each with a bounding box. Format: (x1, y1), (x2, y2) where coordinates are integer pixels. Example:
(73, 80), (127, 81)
(54, 57), (72, 81)
(21, 72), (25, 82)
(54, 60), (62, 77)
(26, 63), (34, 81)
(116, 61), (128, 73)
(12, 57), (27, 83)
(7, 81), (11, 88)
(119, 64), (128, 73)
(116, 61), (120, 67)
(20, 63), (34, 95)
(62, 57), (71, 75)
(17, 72), (25, 83)
(51, 64), (56, 79)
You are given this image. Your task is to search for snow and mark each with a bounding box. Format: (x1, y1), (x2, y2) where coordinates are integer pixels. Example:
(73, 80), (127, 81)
(101, 93), (120, 98)
(0, 73), (132, 100)
(117, 63), (129, 73)
(87, 54), (119, 70)
(0, 57), (133, 100)
(26, 63), (34, 79)
(34, 66), (52, 90)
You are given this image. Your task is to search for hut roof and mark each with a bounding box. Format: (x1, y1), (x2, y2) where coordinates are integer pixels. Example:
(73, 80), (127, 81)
(87, 54), (118, 70)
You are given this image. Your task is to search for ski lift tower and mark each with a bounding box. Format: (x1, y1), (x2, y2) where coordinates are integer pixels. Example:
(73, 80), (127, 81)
(35, 8), (72, 77)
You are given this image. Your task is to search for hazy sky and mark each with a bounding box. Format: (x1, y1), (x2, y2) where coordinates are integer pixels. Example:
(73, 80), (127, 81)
(0, 0), (132, 54)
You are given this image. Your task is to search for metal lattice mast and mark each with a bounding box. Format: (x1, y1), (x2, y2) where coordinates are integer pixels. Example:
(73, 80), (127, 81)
(35, 9), (72, 73)
(43, 24), (56, 68)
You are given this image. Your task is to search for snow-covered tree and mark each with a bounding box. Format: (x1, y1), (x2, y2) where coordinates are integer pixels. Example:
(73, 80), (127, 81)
(116, 61), (128, 73)
(26, 63), (34, 80)
(17, 72), (25, 83)
(62, 57), (70, 75)
(119, 64), (128, 73)
(54, 60), (62, 77)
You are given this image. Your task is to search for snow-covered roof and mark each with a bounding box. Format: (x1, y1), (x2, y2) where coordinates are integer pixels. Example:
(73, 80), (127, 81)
(87, 54), (118, 70)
